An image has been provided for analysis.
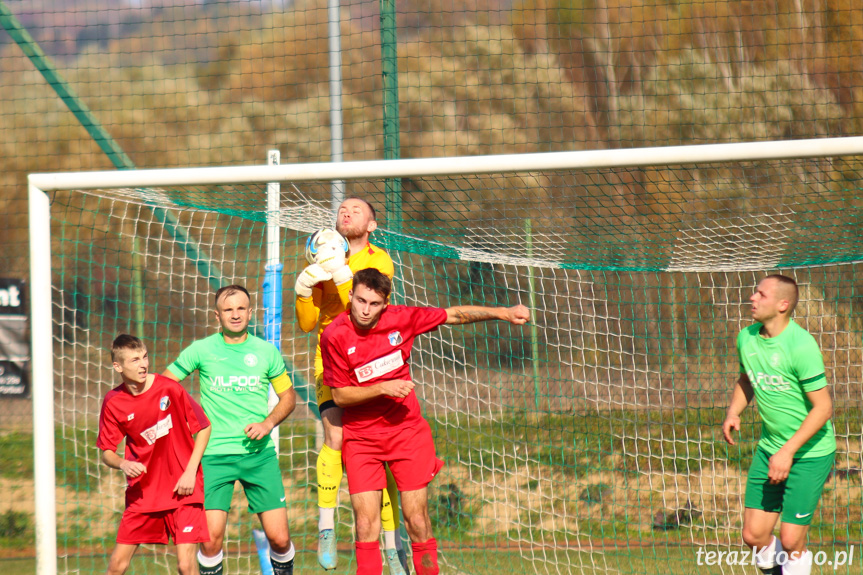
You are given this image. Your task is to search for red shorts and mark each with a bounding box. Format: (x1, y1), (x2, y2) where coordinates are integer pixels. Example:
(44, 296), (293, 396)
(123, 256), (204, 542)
(344, 419), (444, 494)
(116, 503), (209, 545)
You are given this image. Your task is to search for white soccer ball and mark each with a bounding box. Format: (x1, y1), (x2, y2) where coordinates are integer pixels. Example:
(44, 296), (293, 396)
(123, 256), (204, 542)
(304, 228), (349, 266)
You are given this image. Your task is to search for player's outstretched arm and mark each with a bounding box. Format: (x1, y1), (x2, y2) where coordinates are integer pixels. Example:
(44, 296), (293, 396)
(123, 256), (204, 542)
(174, 425), (211, 496)
(445, 304), (530, 326)
(244, 387), (297, 440)
(102, 449), (147, 478)
(331, 379), (415, 408)
(722, 373), (754, 445)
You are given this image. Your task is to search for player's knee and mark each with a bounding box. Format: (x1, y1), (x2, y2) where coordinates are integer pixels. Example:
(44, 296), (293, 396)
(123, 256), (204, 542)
(355, 513), (381, 540)
(741, 525), (770, 549)
(200, 537), (223, 557)
(106, 555), (130, 575)
(403, 510), (432, 541)
(267, 531), (291, 554)
(176, 554), (196, 575)
(779, 530), (806, 554)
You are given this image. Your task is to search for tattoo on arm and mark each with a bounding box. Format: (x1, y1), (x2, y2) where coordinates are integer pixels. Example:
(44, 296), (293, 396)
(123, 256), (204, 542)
(450, 307), (497, 325)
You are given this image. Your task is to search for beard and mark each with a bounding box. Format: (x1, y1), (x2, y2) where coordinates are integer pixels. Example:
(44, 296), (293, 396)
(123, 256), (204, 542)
(337, 222), (364, 240)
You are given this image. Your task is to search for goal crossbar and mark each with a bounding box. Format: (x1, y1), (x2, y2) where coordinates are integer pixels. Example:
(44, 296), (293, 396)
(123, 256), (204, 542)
(29, 136), (863, 191)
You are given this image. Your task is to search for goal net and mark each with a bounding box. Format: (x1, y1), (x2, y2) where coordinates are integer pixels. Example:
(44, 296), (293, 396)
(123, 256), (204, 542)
(29, 137), (863, 575)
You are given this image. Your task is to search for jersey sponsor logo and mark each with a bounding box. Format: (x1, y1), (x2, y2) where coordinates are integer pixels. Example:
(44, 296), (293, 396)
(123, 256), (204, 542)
(355, 350), (404, 383)
(747, 369), (792, 392)
(127, 414), (135, 421)
(211, 375), (261, 390)
(244, 353), (259, 367)
(348, 346), (356, 355)
(159, 395), (171, 411)
(388, 331), (403, 346)
(140, 414), (173, 445)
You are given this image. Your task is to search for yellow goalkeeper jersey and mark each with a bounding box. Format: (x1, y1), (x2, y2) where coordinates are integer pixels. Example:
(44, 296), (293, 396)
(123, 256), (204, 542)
(295, 241), (394, 375)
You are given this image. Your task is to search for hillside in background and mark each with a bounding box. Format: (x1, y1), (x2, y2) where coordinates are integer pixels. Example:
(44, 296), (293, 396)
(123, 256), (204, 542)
(1, 0), (861, 281)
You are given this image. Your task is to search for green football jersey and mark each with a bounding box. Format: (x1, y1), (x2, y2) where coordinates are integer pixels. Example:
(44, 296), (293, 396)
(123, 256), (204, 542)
(168, 332), (287, 456)
(737, 320), (836, 458)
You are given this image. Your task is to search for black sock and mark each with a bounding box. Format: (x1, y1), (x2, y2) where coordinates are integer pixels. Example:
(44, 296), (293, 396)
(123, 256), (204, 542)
(271, 557), (294, 575)
(198, 562), (223, 575)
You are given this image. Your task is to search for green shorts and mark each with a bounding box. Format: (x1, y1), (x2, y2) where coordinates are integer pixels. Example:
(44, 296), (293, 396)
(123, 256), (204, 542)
(744, 447), (834, 525)
(202, 449), (286, 514)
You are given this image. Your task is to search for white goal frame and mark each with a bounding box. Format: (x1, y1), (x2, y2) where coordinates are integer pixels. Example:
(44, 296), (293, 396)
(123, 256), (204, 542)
(28, 135), (863, 575)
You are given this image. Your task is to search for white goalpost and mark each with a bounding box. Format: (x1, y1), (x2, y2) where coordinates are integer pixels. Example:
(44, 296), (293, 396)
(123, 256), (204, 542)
(29, 136), (863, 575)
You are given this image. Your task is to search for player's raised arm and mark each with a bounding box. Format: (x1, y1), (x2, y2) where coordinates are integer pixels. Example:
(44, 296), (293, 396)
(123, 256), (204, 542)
(295, 263), (330, 332)
(445, 304), (530, 326)
(296, 228), (348, 332)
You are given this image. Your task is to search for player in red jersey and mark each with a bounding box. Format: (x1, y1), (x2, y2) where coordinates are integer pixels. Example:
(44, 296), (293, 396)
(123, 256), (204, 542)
(97, 334), (212, 575)
(321, 268), (530, 575)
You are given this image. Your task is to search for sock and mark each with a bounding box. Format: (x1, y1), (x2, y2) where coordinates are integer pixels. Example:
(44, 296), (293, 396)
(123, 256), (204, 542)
(784, 550), (812, 575)
(383, 528), (397, 550)
(317, 444), (343, 509)
(382, 465), (401, 531)
(381, 485), (396, 533)
(755, 536), (782, 574)
(319, 506), (336, 532)
(197, 549), (223, 575)
(411, 538), (439, 575)
(356, 541), (383, 575)
(270, 542), (296, 575)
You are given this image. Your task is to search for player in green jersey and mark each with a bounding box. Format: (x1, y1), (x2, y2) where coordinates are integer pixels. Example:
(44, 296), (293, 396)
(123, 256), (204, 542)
(163, 285), (298, 575)
(723, 275), (835, 575)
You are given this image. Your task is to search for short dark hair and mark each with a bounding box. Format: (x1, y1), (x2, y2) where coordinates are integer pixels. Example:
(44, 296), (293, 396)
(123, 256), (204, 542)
(214, 284), (250, 307)
(343, 196), (376, 221)
(353, 268), (391, 299)
(111, 334), (146, 362)
(765, 274), (799, 314)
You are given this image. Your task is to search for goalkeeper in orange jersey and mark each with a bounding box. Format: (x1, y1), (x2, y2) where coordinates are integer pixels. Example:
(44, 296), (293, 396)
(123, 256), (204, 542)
(295, 197), (407, 573)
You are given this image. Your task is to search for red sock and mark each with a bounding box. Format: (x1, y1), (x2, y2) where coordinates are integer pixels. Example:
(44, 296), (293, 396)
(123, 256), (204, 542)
(355, 541), (382, 575)
(411, 538), (439, 575)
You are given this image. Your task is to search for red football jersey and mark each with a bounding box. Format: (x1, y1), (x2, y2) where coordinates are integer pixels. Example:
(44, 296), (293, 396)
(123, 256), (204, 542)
(97, 374), (210, 512)
(321, 305), (448, 437)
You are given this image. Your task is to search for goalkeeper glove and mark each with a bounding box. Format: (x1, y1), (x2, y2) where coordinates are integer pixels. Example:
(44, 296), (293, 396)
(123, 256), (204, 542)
(295, 264), (331, 298)
(330, 264), (353, 287)
(316, 247), (353, 286)
(315, 241), (347, 272)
